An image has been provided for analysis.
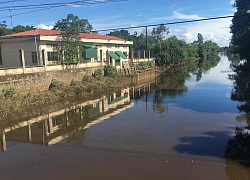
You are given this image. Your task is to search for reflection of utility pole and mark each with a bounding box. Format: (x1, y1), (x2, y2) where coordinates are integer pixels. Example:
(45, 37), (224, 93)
(9, 7), (12, 27)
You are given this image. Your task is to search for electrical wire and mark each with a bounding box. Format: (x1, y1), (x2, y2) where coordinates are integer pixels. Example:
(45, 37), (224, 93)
(0, 0), (128, 11)
(96, 15), (235, 32)
(0, 0), (128, 19)
(0, 0), (27, 4)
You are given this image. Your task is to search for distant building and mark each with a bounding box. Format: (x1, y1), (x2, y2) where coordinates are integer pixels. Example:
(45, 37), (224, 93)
(0, 29), (133, 68)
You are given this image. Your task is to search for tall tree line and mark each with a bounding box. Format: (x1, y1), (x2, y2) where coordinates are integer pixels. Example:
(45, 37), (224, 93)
(0, 21), (34, 36)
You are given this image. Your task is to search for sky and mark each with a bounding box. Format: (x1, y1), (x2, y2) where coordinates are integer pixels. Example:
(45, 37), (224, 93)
(0, 0), (236, 46)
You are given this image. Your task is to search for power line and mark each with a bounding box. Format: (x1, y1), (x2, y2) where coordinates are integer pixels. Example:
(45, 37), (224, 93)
(96, 15), (235, 32)
(0, 0), (128, 19)
(0, 0), (128, 11)
(0, 0), (27, 4)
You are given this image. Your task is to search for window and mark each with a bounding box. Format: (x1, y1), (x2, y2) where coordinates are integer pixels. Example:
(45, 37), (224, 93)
(31, 52), (38, 63)
(47, 52), (59, 61)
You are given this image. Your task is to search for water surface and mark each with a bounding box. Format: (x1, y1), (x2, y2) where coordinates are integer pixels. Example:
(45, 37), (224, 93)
(0, 54), (249, 180)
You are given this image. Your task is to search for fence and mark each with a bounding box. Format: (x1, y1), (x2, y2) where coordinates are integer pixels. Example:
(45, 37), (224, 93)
(0, 49), (103, 76)
(129, 50), (155, 64)
(0, 49), (156, 76)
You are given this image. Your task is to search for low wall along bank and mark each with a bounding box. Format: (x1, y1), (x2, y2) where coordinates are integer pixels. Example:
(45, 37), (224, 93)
(0, 67), (96, 93)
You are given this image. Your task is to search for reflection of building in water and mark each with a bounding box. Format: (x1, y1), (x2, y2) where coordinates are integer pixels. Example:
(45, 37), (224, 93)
(0, 88), (133, 152)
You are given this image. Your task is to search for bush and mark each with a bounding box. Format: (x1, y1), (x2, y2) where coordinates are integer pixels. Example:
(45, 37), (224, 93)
(104, 65), (116, 76)
(2, 87), (15, 97)
(93, 68), (102, 78)
(136, 61), (154, 70)
(49, 79), (63, 90)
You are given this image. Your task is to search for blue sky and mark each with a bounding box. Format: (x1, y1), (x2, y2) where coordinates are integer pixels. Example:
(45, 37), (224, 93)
(0, 0), (236, 46)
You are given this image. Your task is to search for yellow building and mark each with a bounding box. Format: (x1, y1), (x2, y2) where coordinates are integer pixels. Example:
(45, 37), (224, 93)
(0, 29), (133, 68)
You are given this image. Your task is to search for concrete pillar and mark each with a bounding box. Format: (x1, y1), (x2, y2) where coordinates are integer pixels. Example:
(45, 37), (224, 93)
(144, 50), (146, 60)
(103, 96), (109, 112)
(27, 121), (32, 142)
(99, 100), (103, 113)
(48, 117), (53, 134)
(44, 119), (49, 136)
(120, 59), (122, 68)
(19, 49), (25, 74)
(1, 130), (6, 152)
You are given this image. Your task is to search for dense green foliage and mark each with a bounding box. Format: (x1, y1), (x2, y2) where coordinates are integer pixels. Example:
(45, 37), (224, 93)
(154, 34), (220, 67)
(107, 25), (169, 51)
(93, 68), (102, 78)
(107, 26), (219, 67)
(0, 21), (34, 36)
(53, 14), (93, 33)
(230, 0), (250, 60)
(104, 64), (116, 76)
(49, 79), (63, 90)
(53, 14), (86, 64)
(136, 61), (154, 70)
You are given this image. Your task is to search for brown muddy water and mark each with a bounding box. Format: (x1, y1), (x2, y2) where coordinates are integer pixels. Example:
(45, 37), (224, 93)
(0, 54), (249, 180)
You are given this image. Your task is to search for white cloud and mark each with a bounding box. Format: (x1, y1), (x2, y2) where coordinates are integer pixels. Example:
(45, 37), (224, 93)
(89, 9), (233, 46)
(36, 24), (53, 29)
(66, 3), (82, 7)
(171, 10), (203, 20)
(230, 0), (235, 5)
(166, 11), (233, 46)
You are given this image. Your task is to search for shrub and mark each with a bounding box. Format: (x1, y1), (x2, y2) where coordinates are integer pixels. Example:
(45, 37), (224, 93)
(2, 87), (15, 97)
(93, 68), (102, 78)
(49, 79), (63, 90)
(104, 64), (116, 76)
(136, 61), (154, 70)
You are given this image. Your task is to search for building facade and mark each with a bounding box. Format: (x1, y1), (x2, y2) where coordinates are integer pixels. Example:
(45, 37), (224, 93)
(0, 29), (133, 69)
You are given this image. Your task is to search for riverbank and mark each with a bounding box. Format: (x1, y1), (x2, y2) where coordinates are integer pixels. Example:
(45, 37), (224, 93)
(0, 72), (136, 122)
(0, 59), (198, 124)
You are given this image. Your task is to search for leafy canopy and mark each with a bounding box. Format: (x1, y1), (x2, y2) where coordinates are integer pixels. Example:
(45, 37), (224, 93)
(230, 0), (250, 60)
(53, 14), (93, 33)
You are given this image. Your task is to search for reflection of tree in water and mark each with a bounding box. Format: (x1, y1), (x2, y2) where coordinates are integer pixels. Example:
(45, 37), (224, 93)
(152, 91), (168, 114)
(230, 62), (250, 114)
(225, 128), (250, 162)
(225, 60), (250, 166)
(195, 56), (220, 82)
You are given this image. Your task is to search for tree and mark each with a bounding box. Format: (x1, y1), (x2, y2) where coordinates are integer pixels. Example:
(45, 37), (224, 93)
(12, 25), (34, 33)
(230, 0), (250, 60)
(0, 21), (11, 36)
(199, 41), (220, 59)
(155, 36), (190, 66)
(53, 14), (93, 33)
(197, 33), (204, 46)
(55, 26), (82, 64)
(151, 25), (169, 45)
(53, 14), (92, 64)
(107, 30), (133, 41)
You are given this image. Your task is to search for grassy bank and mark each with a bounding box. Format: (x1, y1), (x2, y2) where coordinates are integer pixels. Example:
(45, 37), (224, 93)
(0, 72), (134, 124)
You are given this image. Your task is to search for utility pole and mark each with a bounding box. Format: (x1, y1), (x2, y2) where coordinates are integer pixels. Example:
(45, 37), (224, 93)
(145, 26), (148, 50)
(9, 7), (12, 27)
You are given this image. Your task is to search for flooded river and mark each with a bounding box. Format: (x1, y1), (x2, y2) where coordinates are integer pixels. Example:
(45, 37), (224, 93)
(0, 54), (249, 180)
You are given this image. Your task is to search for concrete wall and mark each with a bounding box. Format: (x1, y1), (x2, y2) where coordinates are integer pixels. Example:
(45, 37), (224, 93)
(0, 67), (98, 93)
